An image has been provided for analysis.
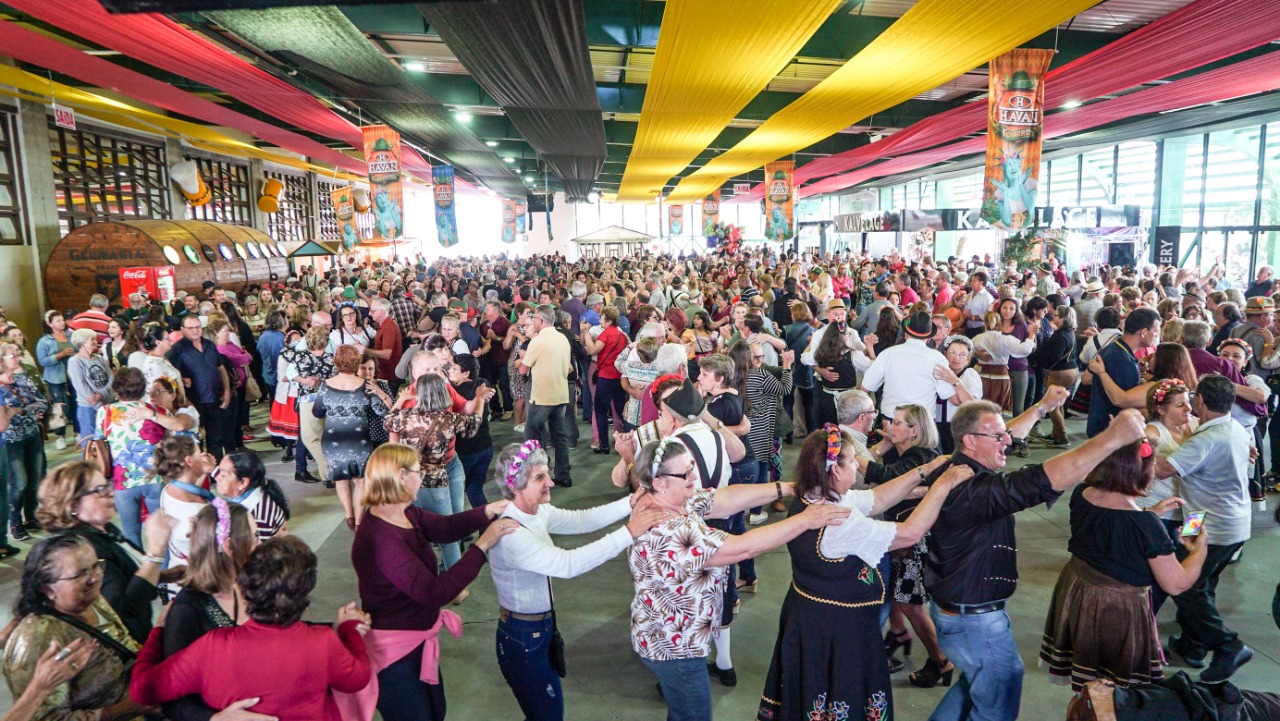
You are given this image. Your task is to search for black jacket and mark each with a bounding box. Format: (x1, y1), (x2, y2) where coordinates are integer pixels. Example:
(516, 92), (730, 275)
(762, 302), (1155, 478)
(72, 523), (158, 643)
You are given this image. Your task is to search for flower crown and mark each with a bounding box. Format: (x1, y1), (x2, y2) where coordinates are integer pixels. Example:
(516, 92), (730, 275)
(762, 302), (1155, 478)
(649, 373), (687, 401)
(1218, 338), (1253, 362)
(210, 497), (231, 547)
(505, 440), (542, 486)
(824, 423), (842, 472)
(651, 436), (686, 480)
(1151, 378), (1188, 406)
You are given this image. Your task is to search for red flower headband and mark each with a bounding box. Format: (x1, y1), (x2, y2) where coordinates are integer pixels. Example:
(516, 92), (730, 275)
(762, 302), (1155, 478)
(824, 423), (842, 472)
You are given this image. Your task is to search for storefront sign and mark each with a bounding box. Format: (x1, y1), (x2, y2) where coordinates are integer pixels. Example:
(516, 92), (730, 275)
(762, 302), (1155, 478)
(733, 182), (751, 195)
(53, 104), (76, 130)
(981, 48), (1054, 229)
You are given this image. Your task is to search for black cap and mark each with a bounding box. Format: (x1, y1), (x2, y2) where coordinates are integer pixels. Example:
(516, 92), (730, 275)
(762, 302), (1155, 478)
(660, 379), (705, 422)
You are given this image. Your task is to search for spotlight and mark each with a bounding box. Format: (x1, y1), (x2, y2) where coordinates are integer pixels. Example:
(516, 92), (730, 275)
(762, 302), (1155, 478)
(503, 157), (515, 163)
(454, 111), (474, 123)
(403, 62), (426, 72)
(1061, 99), (1082, 109)
(485, 140), (498, 147)
(587, 191), (600, 203)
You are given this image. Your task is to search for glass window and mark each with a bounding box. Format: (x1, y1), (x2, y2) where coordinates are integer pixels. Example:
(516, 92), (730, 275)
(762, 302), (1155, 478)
(1180, 136), (1206, 229)
(1048, 157), (1079, 207)
(1115, 141), (1156, 209)
(1080, 147), (1115, 206)
(1260, 124), (1279, 226)
(1203, 127), (1262, 227)
(49, 121), (169, 235)
(246, 242), (260, 259)
(184, 155), (252, 226)
(234, 243), (247, 260)
(264, 171), (314, 243)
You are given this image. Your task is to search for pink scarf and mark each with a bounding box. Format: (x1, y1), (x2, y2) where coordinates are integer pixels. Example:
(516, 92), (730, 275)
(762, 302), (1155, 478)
(333, 610), (463, 721)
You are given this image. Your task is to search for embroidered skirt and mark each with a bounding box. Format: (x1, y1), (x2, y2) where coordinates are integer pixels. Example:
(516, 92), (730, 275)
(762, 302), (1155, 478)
(758, 587), (891, 721)
(266, 395), (299, 441)
(1039, 556), (1164, 692)
(890, 539), (930, 605)
(979, 364), (1012, 413)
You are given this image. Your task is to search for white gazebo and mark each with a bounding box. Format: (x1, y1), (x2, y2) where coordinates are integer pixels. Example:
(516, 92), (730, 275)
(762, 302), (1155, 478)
(571, 225), (656, 259)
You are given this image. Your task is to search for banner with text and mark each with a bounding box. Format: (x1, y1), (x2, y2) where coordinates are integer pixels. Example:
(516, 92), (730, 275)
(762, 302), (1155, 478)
(515, 198), (528, 235)
(980, 48), (1053, 229)
(501, 199), (518, 244)
(763, 161), (795, 241)
(331, 187), (360, 250)
(667, 204), (684, 236)
(432, 165), (459, 247)
(702, 191), (720, 236)
(360, 125), (404, 243)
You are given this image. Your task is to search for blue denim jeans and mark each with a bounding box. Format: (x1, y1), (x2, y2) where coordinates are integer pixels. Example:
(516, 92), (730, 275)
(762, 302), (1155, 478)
(375, 642), (445, 721)
(115, 483), (163, 549)
(75, 405), (99, 443)
(495, 615), (563, 721)
(0, 443), (10, 543)
(928, 606), (1023, 721)
(413, 485), (461, 569)
(728, 461), (755, 583)
(459, 448), (493, 509)
(641, 655), (712, 721)
(446, 455), (465, 516)
(7, 434), (44, 529)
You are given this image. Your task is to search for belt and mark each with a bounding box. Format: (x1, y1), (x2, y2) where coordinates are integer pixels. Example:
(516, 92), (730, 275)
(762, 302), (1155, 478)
(935, 600), (1006, 616)
(498, 608), (552, 622)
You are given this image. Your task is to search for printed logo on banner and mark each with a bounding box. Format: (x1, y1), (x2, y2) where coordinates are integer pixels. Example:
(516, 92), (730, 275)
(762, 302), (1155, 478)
(702, 191), (720, 236)
(763, 161), (795, 241)
(360, 125), (404, 243)
(515, 199), (528, 236)
(331, 187), (360, 250)
(981, 50), (1054, 229)
(501, 199), (518, 244)
(433, 165), (459, 248)
(668, 205), (684, 236)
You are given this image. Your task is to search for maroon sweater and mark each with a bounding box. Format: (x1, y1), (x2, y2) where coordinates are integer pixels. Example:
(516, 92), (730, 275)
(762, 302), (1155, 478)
(351, 505), (492, 630)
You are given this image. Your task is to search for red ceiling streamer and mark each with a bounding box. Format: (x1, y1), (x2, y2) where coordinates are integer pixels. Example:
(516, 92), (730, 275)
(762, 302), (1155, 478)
(798, 50), (1280, 197)
(731, 0), (1280, 203)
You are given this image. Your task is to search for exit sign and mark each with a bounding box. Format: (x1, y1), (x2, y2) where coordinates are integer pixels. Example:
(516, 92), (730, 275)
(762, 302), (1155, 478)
(733, 183), (750, 194)
(53, 105), (76, 130)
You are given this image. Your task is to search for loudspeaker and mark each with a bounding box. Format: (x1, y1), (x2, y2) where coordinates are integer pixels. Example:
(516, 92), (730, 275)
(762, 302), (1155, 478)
(1108, 242), (1136, 268)
(526, 193), (554, 213)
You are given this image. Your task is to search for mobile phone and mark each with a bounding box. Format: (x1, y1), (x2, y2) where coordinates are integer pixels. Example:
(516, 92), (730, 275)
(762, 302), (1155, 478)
(54, 646), (74, 662)
(1181, 510), (1206, 537)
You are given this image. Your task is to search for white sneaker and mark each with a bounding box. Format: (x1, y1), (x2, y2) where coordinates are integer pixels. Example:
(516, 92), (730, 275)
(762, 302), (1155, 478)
(55, 437), (67, 451)
(748, 512), (768, 526)
(513, 424), (525, 433)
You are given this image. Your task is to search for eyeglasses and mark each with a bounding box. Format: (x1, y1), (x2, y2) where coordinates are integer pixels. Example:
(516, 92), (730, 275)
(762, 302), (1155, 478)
(967, 430), (1013, 443)
(56, 559), (106, 584)
(75, 484), (113, 500)
(660, 467), (697, 482)
(889, 418), (916, 427)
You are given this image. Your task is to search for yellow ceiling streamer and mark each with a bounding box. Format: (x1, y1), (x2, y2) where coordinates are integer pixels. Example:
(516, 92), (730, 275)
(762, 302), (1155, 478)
(614, 0), (842, 202)
(0, 64), (367, 182)
(665, 0), (1101, 203)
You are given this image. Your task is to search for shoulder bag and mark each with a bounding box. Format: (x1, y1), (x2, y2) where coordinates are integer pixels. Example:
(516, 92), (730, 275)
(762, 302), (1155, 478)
(547, 578), (567, 678)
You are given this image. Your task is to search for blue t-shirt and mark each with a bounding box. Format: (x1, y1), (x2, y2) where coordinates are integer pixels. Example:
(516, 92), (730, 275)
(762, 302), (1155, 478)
(1086, 338), (1139, 438)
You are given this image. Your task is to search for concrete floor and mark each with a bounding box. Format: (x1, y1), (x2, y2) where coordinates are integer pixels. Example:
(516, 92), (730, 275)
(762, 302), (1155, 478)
(1, 409), (1278, 719)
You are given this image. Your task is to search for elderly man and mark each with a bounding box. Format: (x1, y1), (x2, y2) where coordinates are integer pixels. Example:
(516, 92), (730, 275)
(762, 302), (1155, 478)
(365, 298), (403, 387)
(478, 300), (513, 420)
(168, 314), (233, 458)
(1034, 262), (1061, 297)
(519, 304), (574, 487)
(852, 282), (892, 334)
(1244, 265), (1274, 298)
(835, 389), (877, 468)
(861, 311), (956, 420)
(1074, 279), (1106, 330)
(926, 390), (1144, 721)
(1230, 296), (1276, 377)
(69, 294), (112, 340)
(933, 271), (954, 313)
(1153, 375), (1255, 682)
(1180, 321), (1268, 414)
(389, 286), (424, 341)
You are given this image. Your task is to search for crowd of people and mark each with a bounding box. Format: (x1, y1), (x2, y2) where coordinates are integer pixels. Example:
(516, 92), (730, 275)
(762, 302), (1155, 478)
(0, 245), (1277, 721)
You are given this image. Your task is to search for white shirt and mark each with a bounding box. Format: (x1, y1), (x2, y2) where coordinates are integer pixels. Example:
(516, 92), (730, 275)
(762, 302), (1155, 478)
(860, 338), (955, 417)
(801, 323), (864, 367)
(972, 330), (1035, 366)
(811, 489), (896, 566)
(1228, 374), (1269, 432)
(936, 367), (983, 423)
(130, 354), (183, 403)
(1077, 328), (1121, 365)
(964, 288), (994, 328)
(489, 497), (634, 614)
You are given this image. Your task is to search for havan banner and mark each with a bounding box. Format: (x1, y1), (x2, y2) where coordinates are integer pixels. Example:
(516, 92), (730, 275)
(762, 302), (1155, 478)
(331, 187), (360, 250)
(981, 48), (1054, 229)
(763, 161), (795, 241)
(360, 125), (404, 242)
(702, 190), (720, 236)
(501, 198), (518, 244)
(433, 164), (459, 248)
(515, 198), (528, 235)
(668, 204), (684, 236)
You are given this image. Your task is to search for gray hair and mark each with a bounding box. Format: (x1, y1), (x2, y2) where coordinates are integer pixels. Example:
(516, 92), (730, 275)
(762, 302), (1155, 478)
(638, 321), (665, 340)
(414, 373), (453, 413)
(895, 403), (940, 451)
(941, 335), (973, 355)
(70, 328), (98, 348)
(571, 282), (587, 298)
(490, 442), (551, 500)
(89, 294), (109, 310)
(951, 400), (1003, 450)
(631, 438), (691, 492)
(370, 297), (391, 313)
(697, 353), (736, 386)
(533, 304), (556, 326)
(835, 389), (875, 426)
(1181, 320), (1213, 349)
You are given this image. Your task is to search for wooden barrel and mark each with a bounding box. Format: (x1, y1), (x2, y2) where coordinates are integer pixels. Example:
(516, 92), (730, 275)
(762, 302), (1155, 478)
(45, 220), (290, 312)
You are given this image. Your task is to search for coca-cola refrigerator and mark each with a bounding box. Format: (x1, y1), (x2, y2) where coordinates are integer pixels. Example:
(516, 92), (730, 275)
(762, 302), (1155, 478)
(119, 266), (176, 302)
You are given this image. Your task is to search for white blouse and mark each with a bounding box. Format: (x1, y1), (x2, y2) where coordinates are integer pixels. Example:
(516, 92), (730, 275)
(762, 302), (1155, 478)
(812, 489), (897, 568)
(936, 367), (984, 423)
(972, 330), (1035, 366)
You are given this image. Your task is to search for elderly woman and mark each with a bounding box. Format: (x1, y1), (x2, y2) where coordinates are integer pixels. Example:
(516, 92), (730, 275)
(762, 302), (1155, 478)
(385, 374), (487, 573)
(626, 438), (850, 721)
(161, 500), (263, 721)
(931, 336), (983, 455)
(279, 326), (335, 482)
(488, 441), (667, 720)
(3, 533), (150, 721)
(349, 443), (513, 721)
(67, 329), (112, 446)
(92, 368), (173, 548)
(0, 339), (49, 546)
(37, 461), (174, 644)
(213, 451), (289, 541)
(758, 428), (972, 721)
(314, 344), (391, 530)
(1027, 306), (1078, 447)
(36, 310), (77, 448)
(131, 536), (371, 721)
(331, 303), (372, 351)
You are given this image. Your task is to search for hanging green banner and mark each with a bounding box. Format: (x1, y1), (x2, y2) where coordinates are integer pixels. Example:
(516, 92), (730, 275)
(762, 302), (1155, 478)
(433, 164), (459, 247)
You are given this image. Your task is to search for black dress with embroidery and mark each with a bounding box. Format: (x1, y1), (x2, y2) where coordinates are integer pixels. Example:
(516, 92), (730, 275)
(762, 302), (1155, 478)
(758, 497), (892, 721)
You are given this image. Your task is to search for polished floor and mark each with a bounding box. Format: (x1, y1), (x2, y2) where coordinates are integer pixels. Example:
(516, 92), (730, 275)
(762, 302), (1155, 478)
(1, 408), (1278, 719)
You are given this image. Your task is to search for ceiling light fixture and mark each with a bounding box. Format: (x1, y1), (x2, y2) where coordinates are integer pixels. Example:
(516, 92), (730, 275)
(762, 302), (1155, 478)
(454, 110), (474, 123)
(403, 61), (426, 73)
(587, 191), (599, 203)
(485, 140), (498, 147)
(1061, 99), (1082, 109)
(503, 156), (515, 163)
(525, 176), (536, 183)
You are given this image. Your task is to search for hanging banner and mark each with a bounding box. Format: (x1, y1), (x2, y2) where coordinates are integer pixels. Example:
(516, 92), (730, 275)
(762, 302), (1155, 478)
(501, 198), (518, 244)
(515, 198), (528, 235)
(702, 191), (720, 236)
(763, 160), (795, 241)
(360, 125), (404, 242)
(331, 187), (360, 250)
(980, 48), (1054, 229)
(667, 204), (684, 236)
(432, 164), (459, 247)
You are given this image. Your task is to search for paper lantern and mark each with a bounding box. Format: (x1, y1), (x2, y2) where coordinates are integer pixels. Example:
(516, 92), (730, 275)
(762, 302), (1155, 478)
(352, 187), (371, 213)
(170, 160), (211, 207)
(258, 177), (284, 214)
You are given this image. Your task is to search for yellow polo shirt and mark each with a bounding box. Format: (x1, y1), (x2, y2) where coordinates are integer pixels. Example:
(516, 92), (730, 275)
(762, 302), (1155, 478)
(524, 326), (572, 406)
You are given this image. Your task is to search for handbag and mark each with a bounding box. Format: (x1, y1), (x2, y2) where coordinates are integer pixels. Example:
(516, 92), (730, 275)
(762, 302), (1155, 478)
(547, 578), (566, 678)
(42, 608), (136, 663)
(47, 402), (67, 431)
(245, 375), (263, 403)
(82, 437), (112, 474)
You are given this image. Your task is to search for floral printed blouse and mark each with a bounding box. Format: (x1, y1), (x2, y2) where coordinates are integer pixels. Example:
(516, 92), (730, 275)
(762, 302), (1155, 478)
(283, 346), (336, 402)
(383, 408), (482, 488)
(95, 401), (170, 488)
(0, 374), (48, 443)
(628, 489), (728, 661)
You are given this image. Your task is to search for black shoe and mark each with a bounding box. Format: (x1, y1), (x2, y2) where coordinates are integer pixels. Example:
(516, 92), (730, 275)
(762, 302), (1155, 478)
(0, 543), (20, 559)
(556, 479), (573, 488)
(592, 447), (610, 455)
(1041, 437), (1070, 448)
(884, 629), (912, 657)
(888, 656), (905, 674)
(706, 663), (737, 687)
(294, 471), (320, 484)
(9, 524), (29, 542)
(783, 435), (793, 445)
(909, 657), (955, 688)
(323, 480), (335, 489)
(1201, 646), (1253, 683)
(281, 446), (295, 463)
(1169, 634), (1207, 669)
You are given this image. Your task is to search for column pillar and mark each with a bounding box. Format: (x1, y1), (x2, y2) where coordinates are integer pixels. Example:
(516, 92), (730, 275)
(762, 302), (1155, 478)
(17, 100), (59, 315)
(248, 158), (269, 234)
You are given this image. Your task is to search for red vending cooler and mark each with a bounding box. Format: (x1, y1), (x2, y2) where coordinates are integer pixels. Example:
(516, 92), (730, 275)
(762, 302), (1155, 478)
(119, 266), (177, 302)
